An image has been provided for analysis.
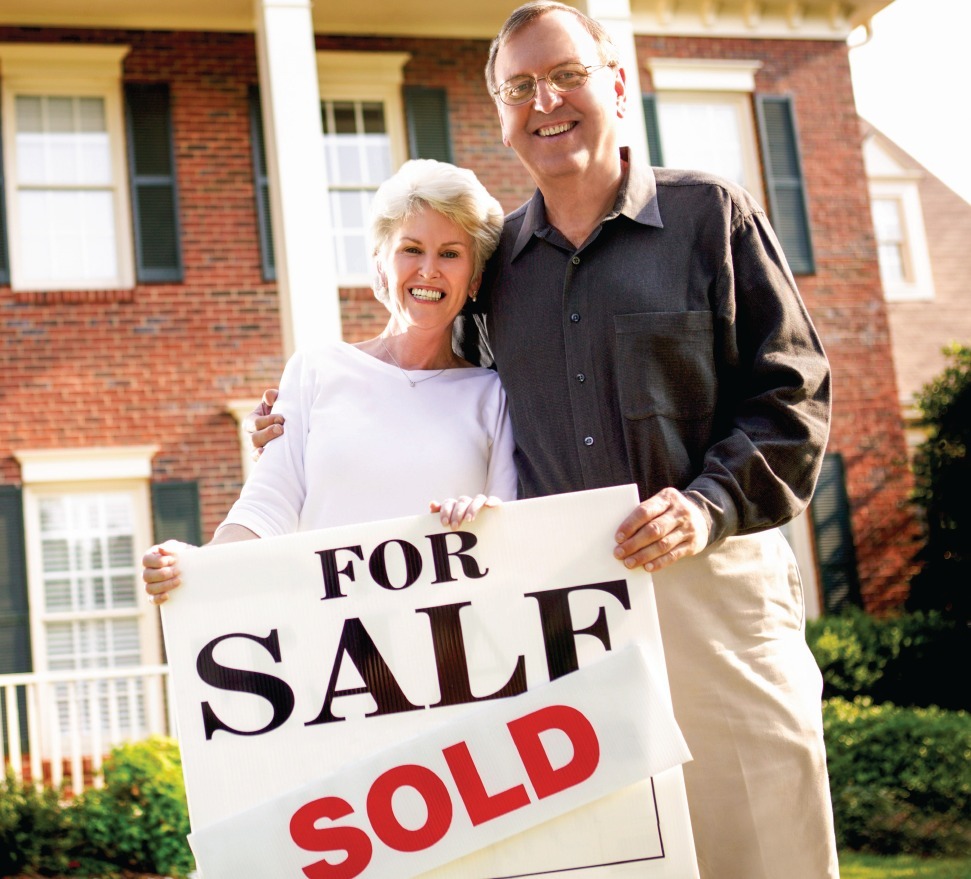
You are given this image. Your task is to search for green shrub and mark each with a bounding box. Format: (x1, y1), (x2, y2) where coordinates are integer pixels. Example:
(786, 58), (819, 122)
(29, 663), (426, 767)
(909, 343), (970, 620)
(72, 736), (195, 878)
(0, 770), (72, 877)
(825, 697), (971, 856)
(807, 608), (971, 711)
(0, 738), (194, 879)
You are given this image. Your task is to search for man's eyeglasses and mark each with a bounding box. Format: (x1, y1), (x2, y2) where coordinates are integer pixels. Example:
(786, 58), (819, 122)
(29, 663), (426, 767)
(493, 62), (615, 106)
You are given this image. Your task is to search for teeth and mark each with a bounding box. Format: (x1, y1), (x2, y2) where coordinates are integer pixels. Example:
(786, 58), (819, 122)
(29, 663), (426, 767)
(538, 122), (575, 137)
(411, 288), (443, 301)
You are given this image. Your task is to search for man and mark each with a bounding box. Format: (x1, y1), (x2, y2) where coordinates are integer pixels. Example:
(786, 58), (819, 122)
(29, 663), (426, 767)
(250, 3), (838, 876)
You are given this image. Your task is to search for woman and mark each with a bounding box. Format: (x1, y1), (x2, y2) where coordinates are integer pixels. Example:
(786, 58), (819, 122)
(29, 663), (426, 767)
(144, 159), (516, 602)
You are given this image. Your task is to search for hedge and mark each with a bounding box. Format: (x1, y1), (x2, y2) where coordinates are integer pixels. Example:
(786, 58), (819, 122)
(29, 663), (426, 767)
(0, 737), (194, 879)
(807, 608), (971, 711)
(825, 697), (971, 856)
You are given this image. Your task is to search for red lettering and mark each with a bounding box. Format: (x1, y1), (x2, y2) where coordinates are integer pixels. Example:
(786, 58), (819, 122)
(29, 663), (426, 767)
(507, 704), (600, 799)
(289, 797), (373, 879)
(442, 740), (530, 826)
(366, 764), (452, 852)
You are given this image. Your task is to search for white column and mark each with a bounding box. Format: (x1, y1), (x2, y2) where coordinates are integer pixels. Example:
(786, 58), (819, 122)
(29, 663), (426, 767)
(254, 0), (342, 355)
(576, 0), (650, 166)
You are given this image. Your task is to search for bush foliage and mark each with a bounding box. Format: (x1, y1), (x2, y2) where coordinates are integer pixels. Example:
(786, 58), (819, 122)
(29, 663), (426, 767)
(824, 697), (971, 856)
(0, 737), (194, 879)
(909, 342), (970, 619)
(806, 606), (970, 711)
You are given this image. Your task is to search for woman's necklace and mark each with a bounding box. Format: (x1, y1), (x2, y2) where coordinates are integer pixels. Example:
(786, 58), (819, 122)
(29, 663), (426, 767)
(380, 337), (448, 387)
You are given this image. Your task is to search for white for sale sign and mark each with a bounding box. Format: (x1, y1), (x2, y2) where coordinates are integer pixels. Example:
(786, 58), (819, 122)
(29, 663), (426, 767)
(161, 484), (699, 878)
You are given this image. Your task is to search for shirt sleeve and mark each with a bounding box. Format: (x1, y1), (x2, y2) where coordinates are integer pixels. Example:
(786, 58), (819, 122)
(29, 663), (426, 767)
(218, 351), (312, 538)
(686, 207), (832, 544)
(484, 380), (520, 501)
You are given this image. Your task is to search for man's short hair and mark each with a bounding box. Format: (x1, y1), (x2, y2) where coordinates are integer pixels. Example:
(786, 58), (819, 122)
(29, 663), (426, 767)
(485, 1), (620, 98)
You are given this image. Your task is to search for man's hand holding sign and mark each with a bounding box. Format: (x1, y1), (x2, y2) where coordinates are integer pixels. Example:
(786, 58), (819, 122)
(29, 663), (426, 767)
(160, 485), (698, 878)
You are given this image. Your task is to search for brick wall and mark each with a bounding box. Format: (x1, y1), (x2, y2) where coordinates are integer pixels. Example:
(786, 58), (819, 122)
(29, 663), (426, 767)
(0, 26), (918, 609)
(0, 28), (285, 534)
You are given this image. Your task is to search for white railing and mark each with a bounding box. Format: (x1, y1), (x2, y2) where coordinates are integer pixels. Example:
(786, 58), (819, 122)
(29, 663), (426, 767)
(1, 664), (173, 794)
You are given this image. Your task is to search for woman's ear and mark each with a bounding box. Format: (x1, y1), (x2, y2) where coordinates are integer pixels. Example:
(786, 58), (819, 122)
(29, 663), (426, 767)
(468, 270), (483, 301)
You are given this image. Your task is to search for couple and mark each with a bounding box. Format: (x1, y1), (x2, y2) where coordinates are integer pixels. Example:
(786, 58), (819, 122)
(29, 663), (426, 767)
(144, 3), (838, 877)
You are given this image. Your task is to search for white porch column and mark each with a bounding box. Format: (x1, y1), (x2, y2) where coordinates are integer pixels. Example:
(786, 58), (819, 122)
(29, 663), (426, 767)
(254, 0), (341, 355)
(576, 0), (649, 166)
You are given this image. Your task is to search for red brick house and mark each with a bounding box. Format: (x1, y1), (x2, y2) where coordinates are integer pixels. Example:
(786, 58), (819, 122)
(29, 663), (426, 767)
(862, 119), (971, 443)
(0, 0), (916, 778)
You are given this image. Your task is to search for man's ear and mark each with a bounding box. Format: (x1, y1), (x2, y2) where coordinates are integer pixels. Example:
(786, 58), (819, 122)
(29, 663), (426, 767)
(614, 65), (628, 119)
(499, 113), (512, 148)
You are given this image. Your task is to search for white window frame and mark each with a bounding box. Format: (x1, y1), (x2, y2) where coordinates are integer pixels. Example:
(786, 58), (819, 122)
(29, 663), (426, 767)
(863, 134), (936, 302)
(316, 51), (410, 287)
(15, 447), (162, 685)
(0, 43), (134, 292)
(868, 180), (935, 302)
(646, 58), (765, 206)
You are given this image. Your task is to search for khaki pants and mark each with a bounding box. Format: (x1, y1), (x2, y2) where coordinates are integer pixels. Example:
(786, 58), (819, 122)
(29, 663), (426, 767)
(653, 530), (839, 879)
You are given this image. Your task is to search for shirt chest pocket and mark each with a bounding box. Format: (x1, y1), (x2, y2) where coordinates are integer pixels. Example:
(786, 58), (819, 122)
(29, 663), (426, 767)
(613, 311), (717, 420)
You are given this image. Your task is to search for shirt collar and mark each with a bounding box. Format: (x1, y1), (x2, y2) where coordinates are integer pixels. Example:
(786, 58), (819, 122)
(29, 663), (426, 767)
(511, 146), (663, 260)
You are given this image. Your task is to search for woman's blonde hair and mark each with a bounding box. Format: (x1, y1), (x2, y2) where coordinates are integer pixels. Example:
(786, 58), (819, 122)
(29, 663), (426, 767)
(370, 159), (504, 306)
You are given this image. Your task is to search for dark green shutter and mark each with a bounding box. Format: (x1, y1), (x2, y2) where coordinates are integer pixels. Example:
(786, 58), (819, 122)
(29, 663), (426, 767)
(0, 104), (8, 286)
(809, 453), (862, 613)
(151, 481), (203, 547)
(642, 94), (664, 167)
(249, 87), (276, 282)
(404, 86), (453, 163)
(0, 486), (31, 676)
(0, 486), (30, 756)
(125, 84), (183, 282)
(755, 95), (815, 275)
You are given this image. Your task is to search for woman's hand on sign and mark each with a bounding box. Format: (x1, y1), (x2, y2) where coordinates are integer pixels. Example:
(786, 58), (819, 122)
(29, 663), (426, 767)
(244, 387), (284, 460)
(430, 494), (502, 531)
(143, 539), (190, 605)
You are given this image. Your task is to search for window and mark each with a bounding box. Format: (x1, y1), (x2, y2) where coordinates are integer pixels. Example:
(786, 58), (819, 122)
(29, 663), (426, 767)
(646, 60), (765, 205)
(15, 447), (162, 745)
(644, 59), (814, 275)
(322, 99), (393, 278)
(317, 51), (410, 285)
(863, 134), (935, 301)
(0, 44), (134, 291)
(871, 196), (908, 286)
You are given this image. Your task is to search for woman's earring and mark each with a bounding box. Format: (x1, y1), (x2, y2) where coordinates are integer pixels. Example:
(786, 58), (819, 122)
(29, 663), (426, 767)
(469, 288), (478, 302)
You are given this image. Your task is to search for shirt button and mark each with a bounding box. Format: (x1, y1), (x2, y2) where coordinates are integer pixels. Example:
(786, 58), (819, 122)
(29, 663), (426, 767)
(576, 373), (586, 382)
(584, 436), (594, 446)
(570, 313), (581, 322)
(571, 256), (580, 265)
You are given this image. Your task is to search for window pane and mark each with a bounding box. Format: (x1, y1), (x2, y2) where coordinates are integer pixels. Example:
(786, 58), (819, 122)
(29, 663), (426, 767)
(47, 96), (75, 133)
(872, 198), (903, 242)
(364, 135), (393, 184)
(15, 95), (43, 132)
(78, 97), (107, 133)
(362, 102), (386, 134)
(332, 189), (367, 228)
(18, 190), (118, 284)
(658, 100), (746, 186)
(16, 96), (111, 186)
(331, 102), (357, 135)
(878, 243), (906, 284)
